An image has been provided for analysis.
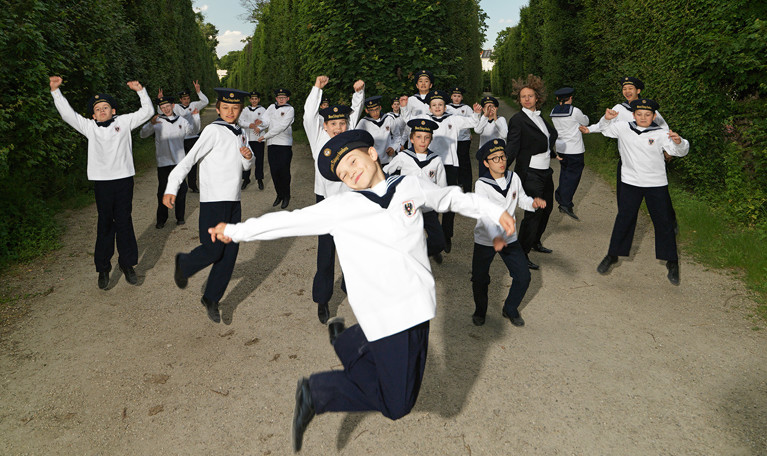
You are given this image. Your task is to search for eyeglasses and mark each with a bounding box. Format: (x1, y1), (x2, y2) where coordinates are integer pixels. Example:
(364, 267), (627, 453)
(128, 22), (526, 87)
(486, 155), (507, 163)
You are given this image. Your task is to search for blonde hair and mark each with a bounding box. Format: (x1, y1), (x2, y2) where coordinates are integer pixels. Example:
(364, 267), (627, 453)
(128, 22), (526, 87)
(511, 74), (546, 110)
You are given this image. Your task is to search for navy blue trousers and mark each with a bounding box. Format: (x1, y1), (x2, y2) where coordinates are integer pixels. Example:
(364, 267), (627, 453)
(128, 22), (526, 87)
(268, 145), (292, 199)
(157, 165), (187, 224)
(441, 165), (460, 240)
(184, 137), (199, 189)
(93, 177), (137, 272)
(608, 183), (678, 261)
(423, 210), (446, 257)
(309, 321), (429, 420)
(555, 153), (584, 210)
(519, 168), (554, 253)
(471, 241), (530, 318)
(313, 194), (341, 305)
(177, 201), (241, 303)
(242, 140), (265, 182)
(456, 140), (473, 192)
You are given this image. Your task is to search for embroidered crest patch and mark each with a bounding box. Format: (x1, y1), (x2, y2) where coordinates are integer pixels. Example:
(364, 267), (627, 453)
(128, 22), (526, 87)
(114, 126), (120, 132)
(385, 126), (389, 131)
(512, 191), (517, 199)
(403, 200), (416, 217)
(281, 112), (285, 116)
(428, 170), (436, 179)
(648, 138), (655, 145)
(448, 124), (453, 130)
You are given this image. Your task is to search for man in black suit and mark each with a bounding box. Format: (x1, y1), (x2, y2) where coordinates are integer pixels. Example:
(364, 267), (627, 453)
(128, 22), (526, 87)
(505, 75), (558, 270)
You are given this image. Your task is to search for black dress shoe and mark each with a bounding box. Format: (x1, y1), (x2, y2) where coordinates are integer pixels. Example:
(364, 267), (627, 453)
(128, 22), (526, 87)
(444, 238), (452, 253)
(98, 271), (109, 290)
(241, 180), (250, 190)
(472, 314), (486, 326)
(155, 221), (166, 229)
(189, 186), (199, 193)
(257, 179), (264, 190)
(317, 302), (329, 324)
(176, 219), (185, 225)
(174, 253), (187, 289)
(328, 317), (345, 345)
(273, 196), (282, 207)
(532, 243), (552, 253)
(433, 252), (443, 264)
(281, 196), (290, 209)
(558, 205), (580, 220)
(527, 259), (540, 270)
(597, 255), (618, 274)
(119, 264), (138, 285)
(293, 377), (315, 453)
(201, 296), (220, 323)
(502, 310), (525, 327)
(667, 261), (680, 285)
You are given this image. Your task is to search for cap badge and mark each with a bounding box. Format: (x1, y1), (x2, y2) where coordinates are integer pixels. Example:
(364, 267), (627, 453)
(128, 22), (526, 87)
(323, 148), (332, 157)
(333, 107), (338, 112)
(230, 93), (234, 97)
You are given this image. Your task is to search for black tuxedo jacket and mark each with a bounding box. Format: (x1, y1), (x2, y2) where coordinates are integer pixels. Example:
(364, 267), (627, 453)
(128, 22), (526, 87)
(505, 111), (558, 184)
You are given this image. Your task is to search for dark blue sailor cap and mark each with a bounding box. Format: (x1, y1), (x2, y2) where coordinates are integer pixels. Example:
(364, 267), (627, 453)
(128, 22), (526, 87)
(177, 88), (191, 97)
(249, 90), (261, 97)
(319, 104), (352, 122)
(629, 98), (659, 112)
(407, 118), (439, 134)
(476, 138), (506, 162)
(320, 96), (330, 105)
(89, 93), (117, 115)
(480, 95), (499, 107)
(274, 88), (291, 97)
(318, 129), (375, 182)
(621, 77), (645, 90)
(425, 90), (449, 105)
(214, 87), (249, 104)
(156, 96), (175, 107)
(554, 87), (575, 99)
(451, 86), (465, 95)
(392, 96), (401, 104)
(364, 96), (383, 109)
(415, 69), (434, 84)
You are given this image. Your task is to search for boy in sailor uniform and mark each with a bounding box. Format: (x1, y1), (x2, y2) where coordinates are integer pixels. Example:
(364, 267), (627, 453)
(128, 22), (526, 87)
(163, 88), (254, 323)
(356, 96), (404, 165)
(238, 90), (266, 190)
(474, 95), (508, 175)
(550, 87), (589, 220)
(446, 87), (474, 192)
(593, 99), (689, 285)
(163, 82), (209, 193)
(383, 118), (447, 263)
(256, 88), (295, 209)
(49, 76), (154, 289)
(471, 139), (545, 327)
(383, 97), (407, 153)
(401, 89), (482, 253)
(140, 96), (193, 229)
(304, 75), (365, 323)
(207, 129), (516, 453)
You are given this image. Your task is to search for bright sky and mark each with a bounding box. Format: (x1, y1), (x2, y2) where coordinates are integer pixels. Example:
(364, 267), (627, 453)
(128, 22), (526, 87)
(194, 0), (528, 57)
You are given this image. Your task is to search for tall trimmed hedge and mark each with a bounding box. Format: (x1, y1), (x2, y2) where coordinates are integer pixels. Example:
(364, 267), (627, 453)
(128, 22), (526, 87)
(491, 0), (767, 228)
(0, 0), (219, 264)
(224, 0), (487, 120)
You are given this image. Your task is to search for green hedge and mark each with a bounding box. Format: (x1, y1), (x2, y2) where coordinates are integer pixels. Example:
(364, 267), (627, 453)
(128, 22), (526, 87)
(491, 0), (767, 228)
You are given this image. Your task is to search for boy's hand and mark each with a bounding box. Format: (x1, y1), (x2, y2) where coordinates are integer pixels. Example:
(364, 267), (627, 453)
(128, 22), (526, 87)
(193, 80), (201, 93)
(498, 211), (516, 236)
(315, 75), (329, 89)
(192, 108), (199, 115)
(532, 197), (546, 209)
(493, 236), (507, 252)
(157, 88), (164, 98)
(579, 125), (590, 134)
(150, 115), (160, 124)
(208, 223), (232, 244)
(249, 122), (257, 130)
(49, 76), (62, 91)
(127, 81), (143, 92)
(386, 147), (395, 157)
(663, 150), (672, 162)
(399, 96), (409, 107)
(253, 119), (262, 126)
(257, 136), (265, 142)
(240, 146), (253, 160)
(163, 194), (175, 208)
(604, 108), (618, 120)
(254, 127), (262, 135)
(668, 130), (682, 144)
(472, 103), (482, 113)
(353, 79), (365, 92)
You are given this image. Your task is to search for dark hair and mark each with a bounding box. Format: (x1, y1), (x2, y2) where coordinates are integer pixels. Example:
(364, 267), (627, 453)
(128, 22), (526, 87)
(511, 74), (546, 110)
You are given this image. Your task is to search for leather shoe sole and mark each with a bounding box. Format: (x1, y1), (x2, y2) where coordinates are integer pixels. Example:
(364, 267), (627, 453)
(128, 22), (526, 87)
(328, 317), (345, 345)
(174, 254), (188, 289)
(201, 296), (220, 323)
(597, 255), (618, 274)
(119, 264), (138, 285)
(98, 271), (109, 290)
(293, 378), (315, 453)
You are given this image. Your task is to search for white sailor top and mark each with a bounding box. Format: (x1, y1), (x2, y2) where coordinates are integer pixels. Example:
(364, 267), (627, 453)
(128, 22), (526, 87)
(165, 119), (253, 202)
(51, 88), (154, 181)
(356, 114), (404, 165)
(260, 103), (294, 146)
(304, 85), (364, 197)
(473, 170), (535, 246)
(223, 175), (505, 341)
(238, 105), (267, 142)
(173, 90), (209, 137)
(406, 112), (479, 167)
(382, 148), (447, 188)
(447, 103), (473, 141)
(549, 104), (589, 155)
(140, 115), (193, 167)
(474, 115), (509, 150)
(597, 117), (689, 187)
(587, 101), (668, 132)
(383, 111), (407, 149)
